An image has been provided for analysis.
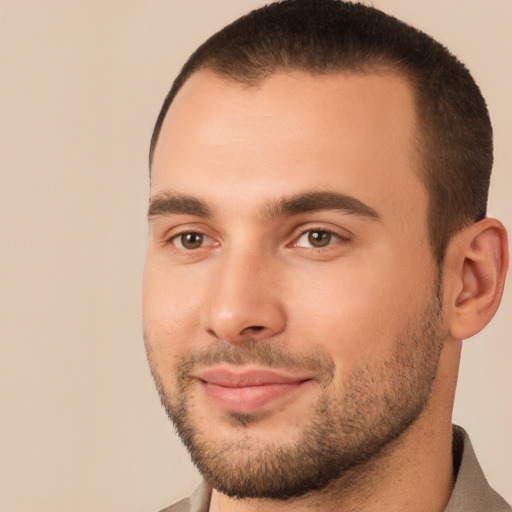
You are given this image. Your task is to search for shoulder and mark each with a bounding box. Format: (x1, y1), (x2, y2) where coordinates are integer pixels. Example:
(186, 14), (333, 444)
(157, 497), (191, 512)
(156, 482), (211, 512)
(445, 425), (511, 512)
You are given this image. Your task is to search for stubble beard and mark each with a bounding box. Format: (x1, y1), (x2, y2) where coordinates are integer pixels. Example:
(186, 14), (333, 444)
(146, 282), (445, 500)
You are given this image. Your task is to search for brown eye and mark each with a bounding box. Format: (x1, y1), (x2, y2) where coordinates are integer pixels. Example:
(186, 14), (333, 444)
(307, 230), (332, 248)
(176, 232), (204, 250)
(294, 229), (340, 249)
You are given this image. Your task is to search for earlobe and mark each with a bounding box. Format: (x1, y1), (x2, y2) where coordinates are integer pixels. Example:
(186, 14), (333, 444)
(445, 218), (509, 340)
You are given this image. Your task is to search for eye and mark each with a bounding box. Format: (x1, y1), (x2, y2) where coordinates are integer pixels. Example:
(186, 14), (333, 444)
(295, 229), (340, 249)
(171, 232), (210, 250)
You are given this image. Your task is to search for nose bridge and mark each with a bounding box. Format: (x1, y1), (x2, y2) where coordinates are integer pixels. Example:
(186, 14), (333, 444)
(202, 242), (285, 342)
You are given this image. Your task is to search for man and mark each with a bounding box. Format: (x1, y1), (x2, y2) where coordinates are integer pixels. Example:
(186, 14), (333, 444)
(143, 1), (510, 511)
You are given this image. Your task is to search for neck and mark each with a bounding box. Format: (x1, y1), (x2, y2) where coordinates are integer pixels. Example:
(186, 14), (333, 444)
(209, 340), (461, 512)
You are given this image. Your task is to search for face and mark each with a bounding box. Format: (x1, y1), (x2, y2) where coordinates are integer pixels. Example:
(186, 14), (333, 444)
(144, 70), (446, 498)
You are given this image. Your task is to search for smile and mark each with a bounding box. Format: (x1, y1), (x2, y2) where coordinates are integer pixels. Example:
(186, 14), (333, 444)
(192, 367), (312, 413)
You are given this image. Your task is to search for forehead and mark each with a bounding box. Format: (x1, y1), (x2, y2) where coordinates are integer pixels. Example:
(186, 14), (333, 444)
(151, 69), (426, 228)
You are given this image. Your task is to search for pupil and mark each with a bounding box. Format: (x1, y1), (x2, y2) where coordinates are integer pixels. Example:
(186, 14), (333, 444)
(308, 230), (331, 247)
(182, 233), (203, 249)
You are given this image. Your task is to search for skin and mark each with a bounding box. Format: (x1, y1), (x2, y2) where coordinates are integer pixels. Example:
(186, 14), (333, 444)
(144, 70), (508, 512)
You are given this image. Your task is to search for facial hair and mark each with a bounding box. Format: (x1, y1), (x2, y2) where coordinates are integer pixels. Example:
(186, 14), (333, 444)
(145, 283), (445, 500)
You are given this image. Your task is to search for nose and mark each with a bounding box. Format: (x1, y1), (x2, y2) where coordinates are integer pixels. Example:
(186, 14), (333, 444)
(201, 248), (287, 343)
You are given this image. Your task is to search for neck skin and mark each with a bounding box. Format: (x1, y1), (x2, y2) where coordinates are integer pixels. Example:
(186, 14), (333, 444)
(209, 338), (461, 512)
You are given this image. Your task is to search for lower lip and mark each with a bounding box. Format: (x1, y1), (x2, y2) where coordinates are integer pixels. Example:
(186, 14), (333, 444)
(201, 381), (307, 413)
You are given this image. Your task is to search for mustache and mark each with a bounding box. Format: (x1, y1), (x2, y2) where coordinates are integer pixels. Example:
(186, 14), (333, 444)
(176, 339), (335, 388)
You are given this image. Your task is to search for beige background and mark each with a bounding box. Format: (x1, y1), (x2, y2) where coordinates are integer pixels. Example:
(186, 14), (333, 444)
(0, 1), (510, 511)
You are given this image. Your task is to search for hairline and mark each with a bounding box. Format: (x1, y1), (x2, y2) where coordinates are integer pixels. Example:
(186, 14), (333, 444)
(150, 64), (427, 192)
(150, 60), (408, 167)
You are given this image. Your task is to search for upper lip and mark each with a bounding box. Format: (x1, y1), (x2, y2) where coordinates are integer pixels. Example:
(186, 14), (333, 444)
(192, 367), (311, 387)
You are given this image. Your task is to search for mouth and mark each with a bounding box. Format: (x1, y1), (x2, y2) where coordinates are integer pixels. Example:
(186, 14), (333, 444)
(191, 367), (313, 413)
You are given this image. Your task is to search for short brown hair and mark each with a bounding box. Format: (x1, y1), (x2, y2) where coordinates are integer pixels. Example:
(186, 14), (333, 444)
(150, 0), (492, 263)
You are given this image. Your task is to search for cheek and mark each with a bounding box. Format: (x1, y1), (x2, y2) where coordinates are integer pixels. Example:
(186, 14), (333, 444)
(142, 257), (205, 361)
(283, 255), (431, 369)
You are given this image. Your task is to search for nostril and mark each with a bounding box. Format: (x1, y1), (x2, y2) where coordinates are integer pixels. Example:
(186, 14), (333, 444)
(242, 325), (265, 335)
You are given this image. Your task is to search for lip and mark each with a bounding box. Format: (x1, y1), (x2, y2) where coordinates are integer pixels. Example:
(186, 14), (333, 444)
(192, 367), (312, 413)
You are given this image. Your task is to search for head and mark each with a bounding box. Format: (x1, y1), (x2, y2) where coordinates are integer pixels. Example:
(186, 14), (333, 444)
(149, 0), (494, 265)
(143, 0), (508, 503)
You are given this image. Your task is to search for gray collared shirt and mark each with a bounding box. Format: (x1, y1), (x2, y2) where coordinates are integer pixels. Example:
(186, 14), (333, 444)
(159, 426), (511, 512)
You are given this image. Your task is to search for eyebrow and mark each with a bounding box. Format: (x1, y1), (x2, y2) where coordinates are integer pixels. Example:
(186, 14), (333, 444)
(148, 193), (212, 219)
(262, 191), (380, 221)
(148, 190), (380, 221)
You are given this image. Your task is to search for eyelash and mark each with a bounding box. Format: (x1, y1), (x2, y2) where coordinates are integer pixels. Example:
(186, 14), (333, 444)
(169, 231), (217, 250)
(166, 226), (350, 253)
(289, 227), (350, 251)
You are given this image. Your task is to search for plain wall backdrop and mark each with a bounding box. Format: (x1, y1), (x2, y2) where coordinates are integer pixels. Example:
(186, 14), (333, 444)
(0, 1), (510, 511)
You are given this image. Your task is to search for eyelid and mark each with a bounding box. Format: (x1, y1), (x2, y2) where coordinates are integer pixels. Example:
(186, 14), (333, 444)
(170, 231), (213, 250)
(287, 223), (353, 247)
(160, 222), (220, 248)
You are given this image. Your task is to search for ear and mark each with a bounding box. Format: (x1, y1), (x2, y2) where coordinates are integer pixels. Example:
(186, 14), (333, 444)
(443, 218), (509, 340)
